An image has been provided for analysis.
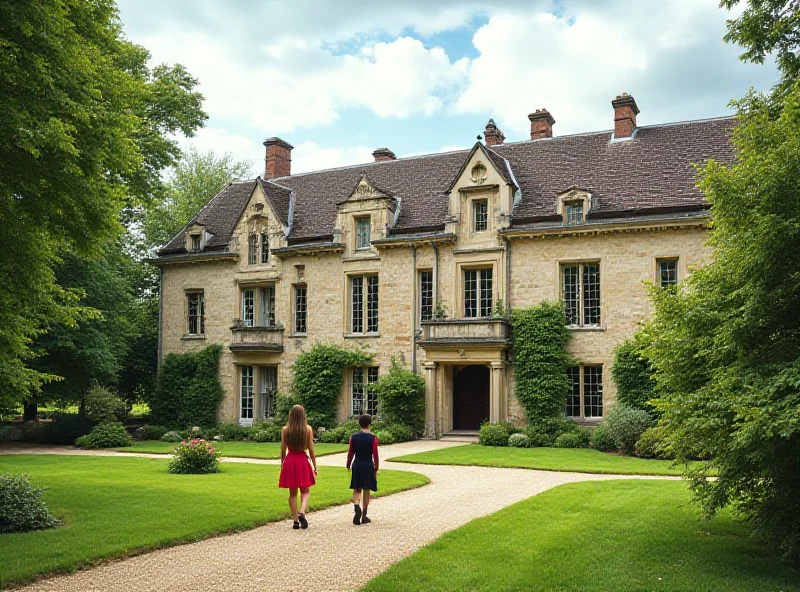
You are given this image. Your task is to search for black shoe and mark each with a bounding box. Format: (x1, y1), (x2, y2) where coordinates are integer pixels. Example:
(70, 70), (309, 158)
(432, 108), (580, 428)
(353, 505), (362, 525)
(292, 521), (300, 530)
(298, 513), (308, 529)
(361, 514), (371, 524)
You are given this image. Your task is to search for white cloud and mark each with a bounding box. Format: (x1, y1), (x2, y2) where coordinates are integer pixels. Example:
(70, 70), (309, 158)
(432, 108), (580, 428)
(291, 142), (375, 174)
(177, 128), (262, 177)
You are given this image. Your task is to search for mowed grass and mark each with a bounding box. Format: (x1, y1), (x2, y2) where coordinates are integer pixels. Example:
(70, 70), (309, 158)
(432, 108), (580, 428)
(0, 455), (428, 588)
(389, 444), (706, 476)
(363, 480), (799, 592)
(120, 440), (347, 459)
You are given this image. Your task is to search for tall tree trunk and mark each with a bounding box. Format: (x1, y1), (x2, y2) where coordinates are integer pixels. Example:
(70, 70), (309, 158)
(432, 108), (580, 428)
(22, 402), (38, 422)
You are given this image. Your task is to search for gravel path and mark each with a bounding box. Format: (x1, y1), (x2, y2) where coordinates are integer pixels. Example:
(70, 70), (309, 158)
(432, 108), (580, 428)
(6, 442), (667, 592)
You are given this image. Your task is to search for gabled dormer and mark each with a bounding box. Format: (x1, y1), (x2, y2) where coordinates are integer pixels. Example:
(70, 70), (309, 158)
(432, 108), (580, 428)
(335, 173), (398, 257)
(185, 223), (209, 253)
(231, 179), (291, 270)
(446, 142), (518, 246)
(556, 186), (593, 226)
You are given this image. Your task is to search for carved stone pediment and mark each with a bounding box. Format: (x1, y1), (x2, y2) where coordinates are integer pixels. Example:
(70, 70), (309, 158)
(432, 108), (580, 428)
(347, 174), (390, 201)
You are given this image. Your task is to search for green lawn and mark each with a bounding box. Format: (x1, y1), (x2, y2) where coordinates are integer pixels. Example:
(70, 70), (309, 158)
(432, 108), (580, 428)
(0, 454), (428, 589)
(363, 480), (799, 592)
(119, 440), (348, 459)
(389, 444), (706, 476)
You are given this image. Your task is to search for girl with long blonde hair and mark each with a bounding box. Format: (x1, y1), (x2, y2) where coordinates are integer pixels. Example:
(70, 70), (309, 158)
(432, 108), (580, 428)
(279, 405), (317, 529)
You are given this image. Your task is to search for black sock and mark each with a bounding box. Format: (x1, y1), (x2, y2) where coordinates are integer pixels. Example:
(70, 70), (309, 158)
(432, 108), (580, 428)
(363, 508), (368, 516)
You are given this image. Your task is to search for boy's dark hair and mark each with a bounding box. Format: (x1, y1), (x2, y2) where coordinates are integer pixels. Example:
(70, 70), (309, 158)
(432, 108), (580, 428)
(358, 414), (372, 428)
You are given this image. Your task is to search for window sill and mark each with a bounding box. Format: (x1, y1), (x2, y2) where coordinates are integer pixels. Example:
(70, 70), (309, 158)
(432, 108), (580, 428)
(343, 333), (381, 339)
(291, 333), (308, 339)
(181, 335), (206, 340)
(566, 325), (606, 332)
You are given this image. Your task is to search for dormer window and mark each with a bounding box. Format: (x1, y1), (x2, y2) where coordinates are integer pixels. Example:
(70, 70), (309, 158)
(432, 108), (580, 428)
(473, 199), (488, 232)
(190, 234), (201, 252)
(356, 216), (371, 250)
(564, 201), (585, 226)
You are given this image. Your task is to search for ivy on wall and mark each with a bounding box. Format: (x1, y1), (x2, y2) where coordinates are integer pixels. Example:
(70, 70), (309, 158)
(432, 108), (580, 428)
(611, 335), (659, 417)
(511, 302), (572, 423)
(150, 345), (224, 429)
(293, 344), (370, 429)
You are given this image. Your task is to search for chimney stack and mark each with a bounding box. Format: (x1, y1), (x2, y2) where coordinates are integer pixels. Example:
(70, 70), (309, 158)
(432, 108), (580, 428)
(263, 137), (293, 179)
(611, 93), (639, 139)
(528, 109), (555, 139)
(483, 119), (505, 146)
(372, 148), (396, 162)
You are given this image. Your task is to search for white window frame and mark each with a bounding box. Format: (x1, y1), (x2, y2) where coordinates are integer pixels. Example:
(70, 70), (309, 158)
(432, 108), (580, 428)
(419, 270), (433, 323)
(294, 284), (307, 334)
(657, 257), (679, 288)
(239, 365), (254, 426)
(464, 267), (493, 318)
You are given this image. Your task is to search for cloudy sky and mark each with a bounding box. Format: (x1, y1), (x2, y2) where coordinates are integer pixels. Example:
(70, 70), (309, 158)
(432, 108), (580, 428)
(117, 0), (778, 176)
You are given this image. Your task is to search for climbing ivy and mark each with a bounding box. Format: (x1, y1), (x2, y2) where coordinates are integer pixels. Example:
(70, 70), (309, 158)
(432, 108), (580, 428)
(511, 302), (572, 422)
(292, 344), (370, 429)
(611, 335), (659, 416)
(150, 345), (224, 429)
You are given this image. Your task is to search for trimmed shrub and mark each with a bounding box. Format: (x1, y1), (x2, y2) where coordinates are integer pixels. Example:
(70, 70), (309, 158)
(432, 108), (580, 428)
(85, 385), (127, 424)
(215, 423), (253, 441)
(527, 432), (553, 448)
(555, 433), (582, 448)
(253, 423), (282, 443)
(293, 345), (370, 429)
(318, 420), (361, 444)
(0, 474), (59, 533)
(75, 422), (132, 449)
(151, 345), (224, 429)
(373, 430), (396, 445)
(511, 303), (572, 422)
(274, 392), (293, 425)
(40, 412), (94, 445)
(635, 426), (675, 460)
(591, 425), (618, 452)
(371, 359), (425, 435)
(576, 427), (592, 448)
(161, 431), (182, 443)
(134, 424), (168, 441)
(479, 421), (516, 447)
(604, 405), (653, 455)
(611, 337), (658, 416)
(384, 423), (414, 443)
(167, 439), (221, 474)
(508, 433), (531, 448)
(528, 417), (581, 440)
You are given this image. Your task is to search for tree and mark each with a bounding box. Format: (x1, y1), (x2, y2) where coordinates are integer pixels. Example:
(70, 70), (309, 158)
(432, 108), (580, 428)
(144, 147), (253, 249)
(722, 0), (800, 84)
(646, 82), (800, 562)
(0, 0), (205, 411)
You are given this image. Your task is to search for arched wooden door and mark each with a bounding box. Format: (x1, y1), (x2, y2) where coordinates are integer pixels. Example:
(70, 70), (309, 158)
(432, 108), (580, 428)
(453, 365), (490, 430)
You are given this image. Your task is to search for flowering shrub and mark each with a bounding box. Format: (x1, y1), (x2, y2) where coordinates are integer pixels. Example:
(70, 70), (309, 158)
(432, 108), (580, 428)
(167, 439), (221, 474)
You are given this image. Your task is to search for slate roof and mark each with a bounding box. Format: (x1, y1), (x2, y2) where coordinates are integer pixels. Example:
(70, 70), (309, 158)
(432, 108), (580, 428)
(158, 116), (735, 256)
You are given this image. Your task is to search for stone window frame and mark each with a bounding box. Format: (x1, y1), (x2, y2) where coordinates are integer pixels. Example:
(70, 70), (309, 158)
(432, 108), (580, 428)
(472, 198), (489, 233)
(463, 266), (494, 318)
(565, 363), (604, 420)
(185, 290), (205, 336)
(351, 366), (380, 416)
(239, 283), (277, 328)
(347, 272), (379, 335)
(239, 365), (255, 426)
(555, 188), (592, 226)
(355, 215), (372, 251)
(247, 234), (258, 265)
(564, 201), (585, 226)
(560, 260), (602, 327)
(259, 366), (279, 420)
(655, 256), (680, 288)
(419, 269), (434, 324)
(293, 284), (308, 336)
(260, 232), (270, 264)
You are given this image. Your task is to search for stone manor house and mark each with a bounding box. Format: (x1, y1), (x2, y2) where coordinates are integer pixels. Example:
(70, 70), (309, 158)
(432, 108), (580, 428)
(152, 94), (734, 438)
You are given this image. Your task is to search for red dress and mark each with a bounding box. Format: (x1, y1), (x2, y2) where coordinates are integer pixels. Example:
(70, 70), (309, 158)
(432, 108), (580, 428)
(279, 448), (316, 488)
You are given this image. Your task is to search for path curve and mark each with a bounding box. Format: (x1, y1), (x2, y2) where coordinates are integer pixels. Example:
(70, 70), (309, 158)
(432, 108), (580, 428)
(7, 442), (669, 592)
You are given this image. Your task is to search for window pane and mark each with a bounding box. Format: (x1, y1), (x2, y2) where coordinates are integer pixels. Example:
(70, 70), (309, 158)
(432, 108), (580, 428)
(247, 234), (258, 265)
(258, 286), (275, 326)
(464, 270), (478, 317)
(242, 289), (255, 327)
(367, 275), (379, 333)
(562, 265), (579, 324)
(188, 293), (204, 335)
(473, 200), (488, 232)
(479, 269), (493, 317)
(261, 367), (278, 419)
(582, 264), (601, 325)
(260, 233), (270, 264)
(351, 276), (364, 332)
(294, 286), (307, 333)
(658, 258), (678, 287)
(565, 202), (584, 226)
(240, 366), (254, 419)
(366, 367), (379, 416)
(352, 367), (364, 416)
(420, 271), (433, 322)
(191, 235), (201, 251)
(583, 365), (603, 418)
(565, 367), (581, 417)
(356, 217), (371, 250)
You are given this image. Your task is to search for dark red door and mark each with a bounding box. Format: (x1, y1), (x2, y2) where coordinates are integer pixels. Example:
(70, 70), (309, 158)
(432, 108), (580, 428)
(453, 365), (490, 430)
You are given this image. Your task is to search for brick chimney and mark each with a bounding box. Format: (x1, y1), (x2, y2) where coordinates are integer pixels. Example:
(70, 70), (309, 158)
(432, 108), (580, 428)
(263, 137), (293, 178)
(528, 109), (555, 139)
(372, 148), (396, 162)
(483, 119), (505, 146)
(611, 93), (639, 139)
